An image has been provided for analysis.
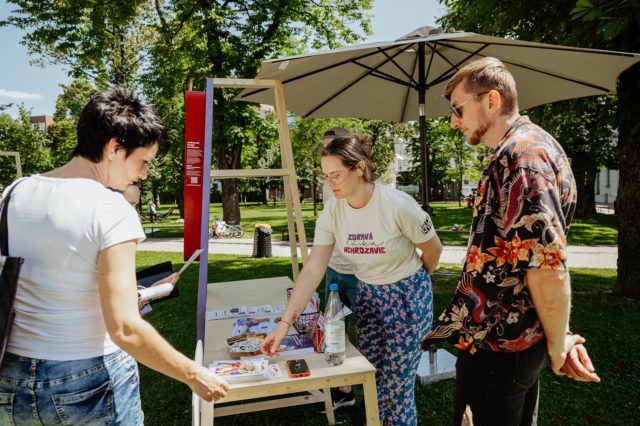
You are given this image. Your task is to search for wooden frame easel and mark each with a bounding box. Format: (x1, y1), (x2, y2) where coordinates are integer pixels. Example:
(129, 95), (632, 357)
(0, 151), (23, 178)
(207, 78), (309, 277)
(194, 77), (310, 343)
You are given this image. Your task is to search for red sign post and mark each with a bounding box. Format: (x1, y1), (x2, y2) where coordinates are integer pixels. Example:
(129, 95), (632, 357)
(183, 91), (206, 261)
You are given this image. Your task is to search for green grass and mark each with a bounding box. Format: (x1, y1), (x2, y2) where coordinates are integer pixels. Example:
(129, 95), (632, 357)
(566, 212), (618, 245)
(137, 253), (637, 425)
(140, 201), (318, 240)
(142, 201), (618, 246)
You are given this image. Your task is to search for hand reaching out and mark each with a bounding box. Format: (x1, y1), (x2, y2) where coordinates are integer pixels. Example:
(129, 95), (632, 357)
(190, 365), (230, 402)
(260, 321), (290, 357)
(151, 272), (180, 288)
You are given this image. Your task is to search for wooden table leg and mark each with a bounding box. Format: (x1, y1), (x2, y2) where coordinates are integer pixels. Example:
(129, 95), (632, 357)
(322, 388), (336, 425)
(201, 399), (213, 426)
(362, 373), (380, 426)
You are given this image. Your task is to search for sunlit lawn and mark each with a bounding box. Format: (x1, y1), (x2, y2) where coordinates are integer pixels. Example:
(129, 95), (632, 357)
(142, 201), (618, 246)
(137, 252), (636, 425)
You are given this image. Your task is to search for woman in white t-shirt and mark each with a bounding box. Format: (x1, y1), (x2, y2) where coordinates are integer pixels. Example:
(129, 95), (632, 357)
(0, 88), (228, 425)
(262, 134), (443, 425)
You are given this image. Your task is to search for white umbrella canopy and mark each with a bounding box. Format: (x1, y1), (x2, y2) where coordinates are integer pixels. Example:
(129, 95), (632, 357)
(238, 26), (640, 205)
(239, 27), (639, 120)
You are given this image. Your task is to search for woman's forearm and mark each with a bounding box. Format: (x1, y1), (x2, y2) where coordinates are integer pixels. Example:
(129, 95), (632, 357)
(110, 317), (199, 384)
(281, 266), (323, 323)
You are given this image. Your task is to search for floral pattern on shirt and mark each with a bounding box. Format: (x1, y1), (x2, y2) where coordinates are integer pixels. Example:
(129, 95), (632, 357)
(422, 116), (576, 353)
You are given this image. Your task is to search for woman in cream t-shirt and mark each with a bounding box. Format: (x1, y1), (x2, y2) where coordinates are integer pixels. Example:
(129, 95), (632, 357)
(263, 134), (443, 425)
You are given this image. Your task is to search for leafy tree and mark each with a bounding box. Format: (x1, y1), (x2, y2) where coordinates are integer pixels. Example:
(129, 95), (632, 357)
(46, 119), (77, 168)
(403, 118), (482, 201)
(528, 96), (617, 217)
(3, 0), (374, 226)
(142, 0), (373, 225)
(361, 120), (413, 185)
(290, 117), (357, 216)
(241, 110), (281, 205)
(439, 0), (618, 217)
(569, 0), (640, 298)
(439, 0), (640, 298)
(2, 0), (156, 88)
(0, 108), (52, 186)
(47, 79), (98, 168)
(143, 89), (191, 216)
(53, 79), (96, 122)
(289, 117), (401, 215)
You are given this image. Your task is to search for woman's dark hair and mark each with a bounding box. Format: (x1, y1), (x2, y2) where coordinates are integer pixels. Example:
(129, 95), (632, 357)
(74, 87), (169, 162)
(321, 134), (379, 183)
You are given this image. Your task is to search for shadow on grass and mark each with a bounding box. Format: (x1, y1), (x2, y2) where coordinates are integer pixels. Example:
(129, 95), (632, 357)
(141, 202), (618, 246)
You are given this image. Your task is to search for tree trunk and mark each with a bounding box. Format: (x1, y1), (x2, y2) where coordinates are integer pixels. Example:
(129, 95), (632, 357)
(260, 182), (268, 205)
(204, 15), (243, 229)
(573, 168), (597, 218)
(222, 179), (241, 225)
(615, 63), (640, 299)
(312, 178), (318, 217)
(152, 188), (159, 208)
(176, 188), (184, 219)
(211, 91), (242, 227)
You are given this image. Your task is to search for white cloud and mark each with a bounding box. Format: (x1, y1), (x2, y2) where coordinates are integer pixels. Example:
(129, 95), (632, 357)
(0, 89), (43, 100)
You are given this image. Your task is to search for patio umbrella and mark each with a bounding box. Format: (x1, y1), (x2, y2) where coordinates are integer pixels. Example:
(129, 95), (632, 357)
(238, 26), (640, 208)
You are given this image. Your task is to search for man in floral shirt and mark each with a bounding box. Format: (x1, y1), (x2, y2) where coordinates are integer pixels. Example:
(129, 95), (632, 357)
(421, 57), (600, 425)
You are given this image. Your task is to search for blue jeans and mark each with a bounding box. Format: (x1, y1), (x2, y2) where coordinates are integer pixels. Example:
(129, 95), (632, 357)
(0, 350), (142, 425)
(325, 267), (359, 338)
(454, 340), (547, 426)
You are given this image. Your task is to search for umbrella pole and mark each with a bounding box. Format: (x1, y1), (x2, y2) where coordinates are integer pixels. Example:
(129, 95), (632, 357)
(418, 42), (432, 214)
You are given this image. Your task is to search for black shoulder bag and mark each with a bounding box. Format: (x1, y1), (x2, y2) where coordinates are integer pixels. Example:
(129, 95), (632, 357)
(0, 181), (25, 364)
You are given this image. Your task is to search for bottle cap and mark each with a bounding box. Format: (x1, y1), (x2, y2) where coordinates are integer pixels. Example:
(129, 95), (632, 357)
(329, 283), (338, 291)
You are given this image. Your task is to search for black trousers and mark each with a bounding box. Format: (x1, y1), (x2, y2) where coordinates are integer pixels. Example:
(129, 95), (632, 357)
(454, 340), (548, 426)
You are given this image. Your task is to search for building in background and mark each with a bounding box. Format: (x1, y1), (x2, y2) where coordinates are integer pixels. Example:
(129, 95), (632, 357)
(595, 169), (618, 207)
(30, 115), (54, 132)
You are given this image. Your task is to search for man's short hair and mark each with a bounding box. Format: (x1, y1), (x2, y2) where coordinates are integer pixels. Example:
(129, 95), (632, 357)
(444, 57), (519, 115)
(323, 126), (350, 140)
(74, 87), (169, 162)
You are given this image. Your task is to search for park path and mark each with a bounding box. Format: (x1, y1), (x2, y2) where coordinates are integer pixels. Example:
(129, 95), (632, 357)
(138, 238), (617, 269)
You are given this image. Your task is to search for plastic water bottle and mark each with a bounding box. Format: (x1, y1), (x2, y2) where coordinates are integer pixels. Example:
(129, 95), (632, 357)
(324, 283), (346, 366)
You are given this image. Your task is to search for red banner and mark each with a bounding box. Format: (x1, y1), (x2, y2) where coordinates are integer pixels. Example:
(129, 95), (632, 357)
(183, 91), (206, 261)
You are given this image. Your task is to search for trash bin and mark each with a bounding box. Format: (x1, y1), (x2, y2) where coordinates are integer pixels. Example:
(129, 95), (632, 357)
(252, 224), (273, 258)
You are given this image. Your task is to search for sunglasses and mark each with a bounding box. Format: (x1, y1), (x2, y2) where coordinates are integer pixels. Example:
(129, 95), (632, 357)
(449, 91), (490, 119)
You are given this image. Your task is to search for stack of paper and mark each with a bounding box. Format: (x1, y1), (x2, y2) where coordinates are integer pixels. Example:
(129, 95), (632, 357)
(209, 357), (282, 383)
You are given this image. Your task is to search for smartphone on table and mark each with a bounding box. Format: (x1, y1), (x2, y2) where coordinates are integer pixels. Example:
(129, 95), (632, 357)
(286, 359), (310, 378)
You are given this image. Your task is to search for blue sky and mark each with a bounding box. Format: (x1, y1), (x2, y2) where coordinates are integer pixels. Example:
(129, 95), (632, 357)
(0, 0), (445, 118)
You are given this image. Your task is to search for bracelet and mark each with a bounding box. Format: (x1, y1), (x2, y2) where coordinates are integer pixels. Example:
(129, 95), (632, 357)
(280, 319), (292, 327)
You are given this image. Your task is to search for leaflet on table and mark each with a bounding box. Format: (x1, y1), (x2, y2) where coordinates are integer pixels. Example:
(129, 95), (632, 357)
(206, 304), (286, 320)
(232, 317), (280, 336)
(280, 333), (314, 355)
(209, 357), (282, 383)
